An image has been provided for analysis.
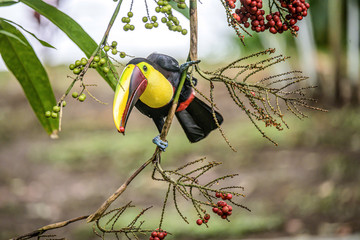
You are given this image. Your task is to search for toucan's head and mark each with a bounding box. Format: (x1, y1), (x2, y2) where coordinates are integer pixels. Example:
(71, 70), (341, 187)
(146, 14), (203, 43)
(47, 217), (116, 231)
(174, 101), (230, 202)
(113, 58), (174, 134)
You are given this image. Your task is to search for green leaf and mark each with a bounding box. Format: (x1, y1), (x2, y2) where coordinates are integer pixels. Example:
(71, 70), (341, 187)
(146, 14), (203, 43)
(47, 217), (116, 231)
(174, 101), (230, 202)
(20, 0), (117, 90)
(0, 0), (19, 7)
(0, 20), (59, 136)
(0, 29), (28, 46)
(169, 2), (190, 20)
(1, 18), (56, 48)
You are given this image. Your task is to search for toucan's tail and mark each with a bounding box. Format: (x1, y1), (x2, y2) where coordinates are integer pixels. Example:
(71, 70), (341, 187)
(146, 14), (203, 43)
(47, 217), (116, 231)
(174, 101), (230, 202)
(175, 97), (223, 143)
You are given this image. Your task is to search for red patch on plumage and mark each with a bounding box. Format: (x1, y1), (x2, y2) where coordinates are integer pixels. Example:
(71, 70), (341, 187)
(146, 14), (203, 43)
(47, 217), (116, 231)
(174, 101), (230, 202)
(176, 90), (195, 112)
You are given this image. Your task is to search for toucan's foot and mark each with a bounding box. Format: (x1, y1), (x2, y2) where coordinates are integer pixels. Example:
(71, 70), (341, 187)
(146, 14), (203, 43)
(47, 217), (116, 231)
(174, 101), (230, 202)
(152, 135), (168, 151)
(180, 60), (201, 72)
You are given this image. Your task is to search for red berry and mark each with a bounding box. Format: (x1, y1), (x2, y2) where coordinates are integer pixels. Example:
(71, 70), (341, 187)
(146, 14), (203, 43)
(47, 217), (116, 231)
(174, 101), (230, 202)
(221, 215), (227, 219)
(217, 210), (223, 216)
(226, 193), (233, 200)
(149, 237), (154, 240)
(154, 237), (160, 240)
(228, 205), (233, 211)
(227, 211), (232, 216)
(215, 192), (221, 198)
(270, 27), (277, 34)
(196, 219), (203, 225)
(158, 232), (165, 239)
(222, 206), (230, 214)
(204, 214), (211, 220)
(212, 207), (219, 213)
(151, 232), (158, 238)
(204, 219), (208, 223)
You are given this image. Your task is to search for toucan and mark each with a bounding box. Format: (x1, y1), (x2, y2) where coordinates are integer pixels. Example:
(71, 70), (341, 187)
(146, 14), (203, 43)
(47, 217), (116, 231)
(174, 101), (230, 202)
(112, 53), (223, 150)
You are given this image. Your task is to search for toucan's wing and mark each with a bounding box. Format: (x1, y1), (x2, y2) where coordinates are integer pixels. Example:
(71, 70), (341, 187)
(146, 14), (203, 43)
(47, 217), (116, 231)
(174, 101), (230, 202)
(176, 97), (223, 143)
(147, 53), (180, 72)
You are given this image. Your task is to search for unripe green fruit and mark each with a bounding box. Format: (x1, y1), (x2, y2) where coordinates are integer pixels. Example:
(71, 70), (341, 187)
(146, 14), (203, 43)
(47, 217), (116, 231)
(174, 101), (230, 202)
(151, 16), (157, 22)
(161, 17), (167, 23)
(45, 111), (51, 118)
(158, 0), (164, 6)
(120, 52), (126, 58)
(181, 29), (188, 35)
(73, 68), (81, 75)
(72, 92), (79, 98)
(123, 25), (130, 31)
(51, 112), (58, 118)
(130, 25), (135, 31)
(81, 58), (87, 65)
(69, 64), (75, 70)
(99, 58), (106, 65)
(94, 56), (100, 62)
(155, 7), (160, 13)
(127, 12), (133, 17)
(111, 49), (118, 55)
(121, 17), (127, 23)
(75, 60), (81, 66)
(179, 3), (186, 9)
(103, 67), (110, 73)
(111, 41), (118, 47)
(142, 16), (148, 23)
(154, 22), (159, 28)
(62, 101), (67, 107)
(104, 45), (110, 52)
(53, 106), (60, 113)
(91, 62), (98, 68)
(176, 25), (182, 32)
(78, 94), (86, 102)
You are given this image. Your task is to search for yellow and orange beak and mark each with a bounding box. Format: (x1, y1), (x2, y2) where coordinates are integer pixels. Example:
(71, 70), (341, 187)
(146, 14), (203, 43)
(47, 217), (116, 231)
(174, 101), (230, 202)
(113, 64), (148, 134)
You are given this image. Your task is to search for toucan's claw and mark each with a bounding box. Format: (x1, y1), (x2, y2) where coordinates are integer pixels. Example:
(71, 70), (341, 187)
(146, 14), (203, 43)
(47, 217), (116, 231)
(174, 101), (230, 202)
(180, 60), (201, 72)
(152, 135), (168, 151)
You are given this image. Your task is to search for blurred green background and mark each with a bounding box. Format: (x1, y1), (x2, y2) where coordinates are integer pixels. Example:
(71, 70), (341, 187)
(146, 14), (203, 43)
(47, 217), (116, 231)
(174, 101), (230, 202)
(0, 0), (360, 239)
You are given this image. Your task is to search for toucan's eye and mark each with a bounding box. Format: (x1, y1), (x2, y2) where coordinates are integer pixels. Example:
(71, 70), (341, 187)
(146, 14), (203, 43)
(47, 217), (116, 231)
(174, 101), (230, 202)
(143, 65), (148, 72)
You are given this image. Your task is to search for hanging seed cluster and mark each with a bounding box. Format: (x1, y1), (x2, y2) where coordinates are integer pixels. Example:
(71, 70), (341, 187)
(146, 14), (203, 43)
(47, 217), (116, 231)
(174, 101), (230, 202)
(120, 0), (188, 35)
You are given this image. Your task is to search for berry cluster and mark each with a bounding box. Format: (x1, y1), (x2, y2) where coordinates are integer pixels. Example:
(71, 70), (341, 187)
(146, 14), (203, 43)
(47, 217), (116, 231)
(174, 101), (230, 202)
(196, 213), (210, 226)
(72, 92), (86, 102)
(142, 15), (159, 29)
(212, 192), (233, 220)
(121, 11), (135, 31)
(149, 229), (167, 240)
(44, 103), (66, 119)
(227, 0), (310, 35)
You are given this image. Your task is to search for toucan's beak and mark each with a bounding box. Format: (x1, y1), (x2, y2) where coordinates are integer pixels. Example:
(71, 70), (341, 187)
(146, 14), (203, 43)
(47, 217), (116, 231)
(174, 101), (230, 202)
(113, 64), (148, 134)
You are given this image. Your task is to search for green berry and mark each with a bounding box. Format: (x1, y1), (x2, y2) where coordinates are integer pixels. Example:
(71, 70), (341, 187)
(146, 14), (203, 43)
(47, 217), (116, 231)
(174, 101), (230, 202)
(171, 25), (177, 31)
(78, 94), (86, 102)
(111, 41), (118, 47)
(99, 58), (106, 65)
(154, 22), (159, 28)
(120, 52), (126, 58)
(51, 112), (58, 118)
(155, 6), (161, 12)
(142, 16), (148, 22)
(121, 17), (127, 23)
(94, 56), (100, 62)
(179, 3), (186, 9)
(73, 68), (81, 75)
(91, 62), (98, 68)
(161, 17), (167, 23)
(53, 105), (60, 113)
(163, 1), (168, 5)
(176, 25), (182, 31)
(103, 67), (110, 73)
(158, 0), (164, 6)
(124, 24), (131, 31)
(127, 12), (133, 17)
(62, 101), (67, 107)
(181, 29), (188, 35)
(69, 64), (75, 70)
(124, 17), (130, 23)
(130, 25), (135, 31)
(104, 45), (110, 52)
(151, 16), (157, 22)
(72, 92), (79, 98)
(45, 111), (51, 118)
(111, 48), (118, 55)
(75, 60), (81, 66)
(81, 57), (87, 65)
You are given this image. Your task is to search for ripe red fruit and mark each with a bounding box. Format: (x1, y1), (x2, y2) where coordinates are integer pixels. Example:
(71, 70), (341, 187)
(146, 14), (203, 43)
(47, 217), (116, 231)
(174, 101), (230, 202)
(217, 210), (223, 216)
(226, 193), (233, 200)
(228, 205), (233, 211)
(149, 237), (154, 240)
(212, 207), (219, 213)
(151, 232), (158, 238)
(196, 219), (203, 225)
(227, 211), (232, 216)
(204, 214), (211, 220)
(222, 206), (230, 214)
(221, 215), (227, 219)
(215, 192), (221, 198)
(158, 232), (165, 239)
(154, 237), (160, 240)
